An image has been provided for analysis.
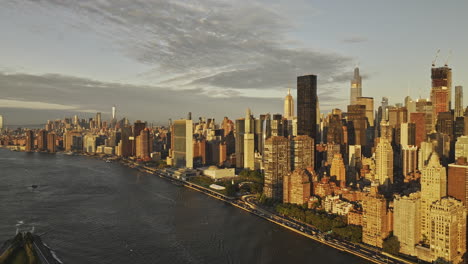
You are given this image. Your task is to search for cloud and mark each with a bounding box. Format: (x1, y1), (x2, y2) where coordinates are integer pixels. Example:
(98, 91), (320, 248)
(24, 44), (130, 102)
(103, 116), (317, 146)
(0, 99), (84, 111)
(12, 0), (353, 91)
(341, 36), (368, 44)
(0, 72), (288, 124)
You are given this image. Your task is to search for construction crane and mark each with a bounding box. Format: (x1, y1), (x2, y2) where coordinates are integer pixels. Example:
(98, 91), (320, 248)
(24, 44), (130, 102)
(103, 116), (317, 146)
(432, 49), (440, 67)
(444, 49), (452, 67)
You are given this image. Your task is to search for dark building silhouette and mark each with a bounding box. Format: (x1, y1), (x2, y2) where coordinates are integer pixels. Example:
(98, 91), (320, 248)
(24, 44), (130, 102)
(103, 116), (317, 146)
(297, 75), (317, 139)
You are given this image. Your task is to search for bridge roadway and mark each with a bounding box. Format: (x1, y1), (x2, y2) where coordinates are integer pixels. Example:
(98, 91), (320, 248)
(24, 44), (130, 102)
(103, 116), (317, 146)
(137, 166), (416, 264)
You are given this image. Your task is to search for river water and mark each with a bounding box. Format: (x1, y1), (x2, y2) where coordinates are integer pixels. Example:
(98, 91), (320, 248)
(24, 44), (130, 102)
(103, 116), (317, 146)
(0, 148), (367, 263)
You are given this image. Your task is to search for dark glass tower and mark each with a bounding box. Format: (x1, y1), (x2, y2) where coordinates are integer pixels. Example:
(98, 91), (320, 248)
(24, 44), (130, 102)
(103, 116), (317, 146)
(297, 75), (317, 139)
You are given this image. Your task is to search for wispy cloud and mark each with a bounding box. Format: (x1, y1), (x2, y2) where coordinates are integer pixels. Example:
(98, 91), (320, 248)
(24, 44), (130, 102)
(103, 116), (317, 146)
(11, 0), (353, 91)
(341, 35), (368, 44)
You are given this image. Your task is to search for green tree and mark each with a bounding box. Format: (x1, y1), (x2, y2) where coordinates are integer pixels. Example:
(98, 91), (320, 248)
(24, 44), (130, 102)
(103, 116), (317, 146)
(383, 235), (400, 255)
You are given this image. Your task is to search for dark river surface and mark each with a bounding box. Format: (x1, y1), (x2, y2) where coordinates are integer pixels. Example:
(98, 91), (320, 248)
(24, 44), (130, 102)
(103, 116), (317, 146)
(0, 148), (368, 263)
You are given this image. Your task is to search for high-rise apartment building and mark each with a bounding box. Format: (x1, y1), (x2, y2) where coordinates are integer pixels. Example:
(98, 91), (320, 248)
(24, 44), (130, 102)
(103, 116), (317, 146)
(172, 119), (193, 168)
(393, 192), (421, 256)
(290, 135), (314, 170)
(46, 133), (56, 153)
(264, 136), (290, 201)
(362, 186), (391, 248)
(375, 137), (393, 185)
(283, 168), (311, 205)
(116, 127), (132, 157)
(136, 128), (152, 160)
(401, 145), (418, 177)
(25, 130), (34, 152)
(429, 197), (466, 264)
(420, 152), (447, 240)
(297, 75), (317, 139)
(64, 131), (83, 152)
(448, 157), (468, 206)
(283, 89), (294, 119)
(350, 67), (362, 105)
(37, 129), (48, 151)
(455, 86), (464, 118)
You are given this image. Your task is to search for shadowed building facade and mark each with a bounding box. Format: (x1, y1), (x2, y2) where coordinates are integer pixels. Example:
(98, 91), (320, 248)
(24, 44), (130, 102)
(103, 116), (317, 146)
(283, 168), (311, 205)
(264, 136), (290, 201)
(297, 75), (317, 139)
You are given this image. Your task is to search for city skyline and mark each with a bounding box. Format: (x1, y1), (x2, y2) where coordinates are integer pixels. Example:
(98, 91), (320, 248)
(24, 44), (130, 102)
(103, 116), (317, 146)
(2, 1), (468, 125)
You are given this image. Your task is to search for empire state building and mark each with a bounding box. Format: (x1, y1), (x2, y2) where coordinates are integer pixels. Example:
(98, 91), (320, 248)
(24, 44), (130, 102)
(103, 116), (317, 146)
(283, 88), (294, 119)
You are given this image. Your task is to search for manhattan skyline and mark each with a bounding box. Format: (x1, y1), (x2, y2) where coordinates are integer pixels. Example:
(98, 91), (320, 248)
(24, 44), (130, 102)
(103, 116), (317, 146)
(1, 0), (468, 125)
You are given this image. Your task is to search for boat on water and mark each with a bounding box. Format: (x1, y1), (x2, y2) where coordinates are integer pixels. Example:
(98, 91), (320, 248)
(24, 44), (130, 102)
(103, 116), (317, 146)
(0, 232), (62, 264)
(65, 151), (74, 156)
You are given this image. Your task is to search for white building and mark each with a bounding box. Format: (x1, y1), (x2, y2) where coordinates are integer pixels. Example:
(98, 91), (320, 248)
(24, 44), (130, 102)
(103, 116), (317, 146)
(202, 166), (236, 180)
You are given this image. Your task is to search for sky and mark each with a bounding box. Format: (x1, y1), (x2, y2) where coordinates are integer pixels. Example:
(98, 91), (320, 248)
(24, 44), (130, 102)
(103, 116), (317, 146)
(1, 0), (468, 126)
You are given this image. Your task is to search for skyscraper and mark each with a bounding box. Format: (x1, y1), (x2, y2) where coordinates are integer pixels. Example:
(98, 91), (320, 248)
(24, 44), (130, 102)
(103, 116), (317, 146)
(418, 141), (433, 170)
(330, 153), (346, 185)
(235, 118), (245, 168)
(375, 137), (394, 185)
(172, 119), (193, 168)
(37, 129), (48, 151)
(0, 115), (3, 130)
(431, 87), (450, 127)
(431, 65), (452, 109)
(112, 105), (116, 120)
(243, 108), (255, 170)
(420, 152), (447, 240)
(455, 86), (464, 118)
(264, 136), (290, 201)
(393, 192), (421, 256)
(356, 96), (374, 127)
(136, 128), (152, 160)
(25, 130), (34, 152)
(350, 67), (362, 105)
(290, 135), (314, 170)
(347, 104), (367, 146)
(401, 145), (418, 177)
(96, 112), (102, 129)
(283, 88), (294, 119)
(46, 133), (56, 153)
(297, 75), (317, 139)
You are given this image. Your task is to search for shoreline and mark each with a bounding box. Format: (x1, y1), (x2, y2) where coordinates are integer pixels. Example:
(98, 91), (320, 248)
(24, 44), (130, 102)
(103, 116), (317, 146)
(1, 148), (415, 264)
